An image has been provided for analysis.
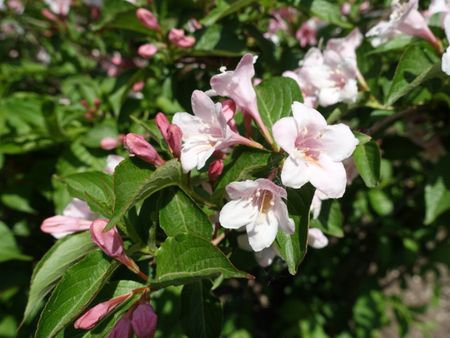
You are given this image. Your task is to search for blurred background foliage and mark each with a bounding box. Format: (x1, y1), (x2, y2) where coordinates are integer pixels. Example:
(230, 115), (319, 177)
(1, 0), (450, 337)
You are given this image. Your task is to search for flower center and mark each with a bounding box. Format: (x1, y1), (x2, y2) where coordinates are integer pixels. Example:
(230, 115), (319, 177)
(254, 189), (274, 215)
(294, 128), (322, 162)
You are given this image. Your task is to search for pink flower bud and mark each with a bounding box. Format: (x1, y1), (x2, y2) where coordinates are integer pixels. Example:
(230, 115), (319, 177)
(155, 112), (170, 140)
(208, 159), (224, 183)
(168, 28), (196, 48)
(100, 137), (120, 150)
(167, 125), (182, 158)
(132, 81), (145, 92)
(341, 2), (351, 15)
(40, 216), (92, 239)
(124, 133), (165, 166)
(109, 313), (133, 338)
(137, 44), (157, 59)
(41, 8), (59, 22)
(136, 8), (160, 31)
(74, 292), (133, 330)
(90, 219), (140, 274)
(131, 303), (157, 338)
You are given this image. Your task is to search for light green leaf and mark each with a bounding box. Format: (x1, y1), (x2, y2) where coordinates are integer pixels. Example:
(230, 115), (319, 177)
(256, 77), (303, 136)
(368, 189), (393, 216)
(311, 199), (344, 237)
(36, 251), (118, 338)
(107, 158), (183, 230)
(63, 171), (114, 217)
(201, 0), (257, 26)
(353, 140), (381, 188)
(275, 184), (315, 275)
(181, 281), (223, 338)
(0, 222), (31, 263)
(152, 234), (251, 288)
(159, 189), (212, 240)
(425, 157), (450, 224)
(386, 42), (441, 105)
(22, 232), (96, 325)
(303, 0), (352, 28)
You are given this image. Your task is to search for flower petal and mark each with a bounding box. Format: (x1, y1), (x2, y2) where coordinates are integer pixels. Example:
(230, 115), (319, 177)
(246, 212), (278, 252)
(172, 112), (202, 138)
(225, 180), (259, 199)
(320, 124), (359, 162)
(281, 156), (310, 189)
(307, 228), (329, 249)
(272, 116), (298, 155)
(291, 101), (327, 129)
(254, 246), (277, 267)
(309, 154), (347, 198)
(219, 199), (257, 230)
(273, 200), (295, 234)
(180, 140), (214, 172)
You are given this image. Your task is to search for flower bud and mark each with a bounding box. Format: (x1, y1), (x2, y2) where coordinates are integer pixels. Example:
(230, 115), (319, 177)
(108, 313), (133, 338)
(168, 28), (196, 48)
(208, 159), (224, 183)
(124, 133), (165, 166)
(100, 137), (120, 150)
(137, 44), (157, 59)
(131, 302), (158, 338)
(90, 219), (140, 274)
(74, 292), (133, 330)
(136, 8), (160, 31)
(155, 112), (170, 139)
(132, 81), (145, 93)
(167, 125), (182, 158)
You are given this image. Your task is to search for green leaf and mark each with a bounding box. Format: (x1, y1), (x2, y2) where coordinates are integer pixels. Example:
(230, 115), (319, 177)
(107, 158), (183, 231)
(152, 234), (251, 288)
(368, 189), (393, 216)
(275, 184), (315, 275)
(36, 251), (118, 338)
(0, 221), (31, 263)
(386, 43), (441, 105)
(193, 25), (246, 57)
(302, 0), (352, 28)
(353, 140), (381, 188)
(159, 189), (212, 240)
(213, 150), (273, 202)
(63, 171), (114, 217)
(311, 199), (344, 237)
(256, 77), (303, 136)
(22, 232), (96, 325)
(425, 157), (450, 224)
(200, 0), (257, 26)
(181, 281), (223, 338)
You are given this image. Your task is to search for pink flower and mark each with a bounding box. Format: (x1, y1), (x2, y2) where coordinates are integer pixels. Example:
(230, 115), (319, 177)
(210, 54), (272, 144)
(124, 133), (165, 166)
(136, 8), (160, 31)
(155, 112), (183, 158)
(173, 90), (262, 172)
(40, 199), (96, 238)
(295, 18), (322, 48)
(326, 28), (362, 72)
(137, 44), (157, 59)
(168, 28), (196, 48)
(130, 302), (158, 338)
(104, 155), (125, 174)
(219, 179), (294, 252)
(307, 228), (329, 249)
(282, 70), (318, 108)
(443, 16), (450, 75)
(100, 137), (120, 150)
(90, 219), (141, 274)
(44, 0), (70, 16)
(272, 102), (359, 198)
(75, 292), (133, 330)
(366, 0), (440, 49)
(208, 159), (224, 183)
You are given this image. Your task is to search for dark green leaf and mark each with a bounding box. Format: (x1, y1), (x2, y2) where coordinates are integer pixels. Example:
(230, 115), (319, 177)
(181, 281), (222, 338)
(200, 0), (257, 26)
(36, 251), (118, 338)
(63, 171), (114, 217)
(22, 232), (96, 325)
(152, 234), (251, 288)
(107, 158), (183, 230)
(311, 199), (344, 237)
(0, 221), (31, 263)
(353, 140), (381, 188)
(159, 189), (212, 240)
(275, 184), (315, 275)
(425, 157), (450, 224)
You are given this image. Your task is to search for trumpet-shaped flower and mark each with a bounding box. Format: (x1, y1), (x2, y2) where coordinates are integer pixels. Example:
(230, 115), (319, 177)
(443, 16), (450, 75)
(273, 102), (359, 198)
(173, 90), (261, 172)
(210, 54), (272, 143)
(219, 179), (294, 252)
(366, 0), (440, 49)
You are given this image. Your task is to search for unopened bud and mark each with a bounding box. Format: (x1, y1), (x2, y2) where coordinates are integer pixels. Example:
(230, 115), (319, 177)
(131, 302), (158, 338)
(108, 313), (133, 338)
(167, 125), (182, 158)
(208, 159), (224, 183)
(124, 133), (165, 166)
(75, 292), (133, 330)
(100, 137), (120, 150)
(136, 8), (160, 31)
(155, 112), (170, 139)
(137, 44), (157, 59)
(168, 28), (195, 48)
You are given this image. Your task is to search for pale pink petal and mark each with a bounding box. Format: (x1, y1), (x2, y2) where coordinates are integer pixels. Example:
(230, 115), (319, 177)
(246, 212), (278, 252)
(254, 246), (277, 267)
(307, 228), (329, 249)
(273, 200), (295, 234)
(272, 116), (298, 154)
(309, 155), (347, 198)
(179, 140), (215, 172)
(225, 180), (259, 199)
(104, 155), (124, 174)
(191, 90), (217, 123)
(281, 156), (310, 189)
(63, 198), (95, 219)
(40, 216), (92, 238)
(320, 124), (359, 162)
(172, 113), (202, 138)
(291, 102), (327, 129)
(219, 199), (257, 230)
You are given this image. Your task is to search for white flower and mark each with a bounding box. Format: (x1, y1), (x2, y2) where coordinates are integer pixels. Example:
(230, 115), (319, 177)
(272, 102), (359, 198)
(173, 90), (260, 172)
(237, 234), (278, 267)
(443, 15), (450, 75)
(44, 0), (71, 15)
(307, 228), (329, 249)
(104, 155), (124, 174)
(219, 179), (294, 252)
